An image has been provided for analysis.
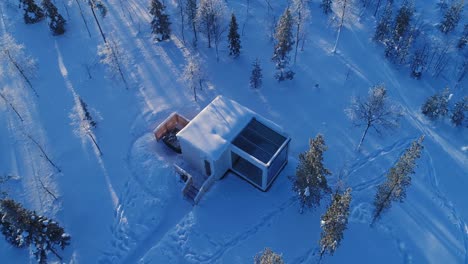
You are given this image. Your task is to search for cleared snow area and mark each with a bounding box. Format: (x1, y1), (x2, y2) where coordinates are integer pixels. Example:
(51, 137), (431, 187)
(0, 0), (467, 263)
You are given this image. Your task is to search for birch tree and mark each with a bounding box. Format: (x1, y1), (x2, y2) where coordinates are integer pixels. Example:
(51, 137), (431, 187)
(0, 34), (38, 96)
(346, 84), (402, 150)
(196, 0), (227, 54)
(182, 55), (205, 102)
(332, 0), (353, 53)
(186, 0), (197, 44)
(291, 0), (310, 63)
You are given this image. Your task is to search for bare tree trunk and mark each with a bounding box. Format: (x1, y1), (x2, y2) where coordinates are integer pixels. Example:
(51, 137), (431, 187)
(108, 39), (129, 90)
(178, 0), (186, 44)
(89, 3), (107, 43)
(5, 50), (38, 97)
(62, 1), (70, 20)
(357, 123), (370, 150)
(38, 177), (58, 200)
(0, 92), (24, 122)
(333, 0), (348, 53)
(241, 0), (250, 36)
(75, 0), (91, 38)
(193, 85), (197, 102)
(374, 0), (382, 16)
(87, 132), (103, 156)
(26, 134), (61, 173)
(0, 3), (8, 33)
(294, 21), (301, 64)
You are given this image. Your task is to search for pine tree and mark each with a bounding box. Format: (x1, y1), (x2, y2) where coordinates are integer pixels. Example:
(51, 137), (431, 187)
(421, 88), (450, 120)
(321, 0), (333, 14)
(385, 1), (414, 63)
(439, 0), (464, 34)
(372, 136), (424, 224)
(0, 199), (71, 263)
(373, 2), (392, 43)
(19, 0), (45, 24)
(228, 13), (241, 57)
(150, 0), (171, 41)
(457, 24), (468, 49)
(272, 8), (295, 81)
(346, 84), (402, 150)
(393, 2), (413, 42)
(319, 188), (352, 259)
(292, 134), (332, 211)
(42, 0), (66, 35)
(451, 97), (467, 126)
(250, 58), (262, 89)
(254, 248), (284, 264)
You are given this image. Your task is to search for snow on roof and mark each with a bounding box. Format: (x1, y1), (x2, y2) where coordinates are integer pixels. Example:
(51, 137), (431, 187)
(177, 96), (256, 159)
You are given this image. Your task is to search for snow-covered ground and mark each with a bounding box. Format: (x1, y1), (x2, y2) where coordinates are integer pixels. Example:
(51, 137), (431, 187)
(0, 0), (467, 263)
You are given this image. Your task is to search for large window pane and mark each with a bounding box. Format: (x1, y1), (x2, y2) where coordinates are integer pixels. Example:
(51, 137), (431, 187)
(231, 152), (263, 187)
(267, 144), (288, 185)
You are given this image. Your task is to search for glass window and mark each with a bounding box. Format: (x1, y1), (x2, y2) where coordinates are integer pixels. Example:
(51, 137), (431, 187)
(204, 160), (212, 176)
(267, 143), (288, 185)
(231, 152), (263, 187)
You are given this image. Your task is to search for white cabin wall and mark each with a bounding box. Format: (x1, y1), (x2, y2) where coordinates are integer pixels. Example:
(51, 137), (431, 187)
(179, 138), (205, 173)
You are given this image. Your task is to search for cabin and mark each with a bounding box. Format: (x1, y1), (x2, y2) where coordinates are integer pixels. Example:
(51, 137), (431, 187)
(155, 96), (290, 203)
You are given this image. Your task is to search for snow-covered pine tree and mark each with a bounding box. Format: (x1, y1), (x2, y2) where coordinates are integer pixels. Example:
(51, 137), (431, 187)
(272, 8), (295, 81)
(457, 24), (468, 49)
(19, 0), (45, 24)
(319, 188), (352, 259)
(439, 0), (464, 34)
(228, 13), (241, 57)
(345, 84), (402, 150)
(254, 248), (284, 264)
(250, 58), (262, 89)
(421, 88), (450, 120)
(42, 0), (66, 35)
(451, 97), (467, 126)
(321, 0), (333, 14)
(385, 1), (414, 63)
(0, 199), (71, 263)
(372, 136), (424, 224)
(373, 2), (392, 43)
(292, 134), (332, 211)
(150, 0), (171, 41)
